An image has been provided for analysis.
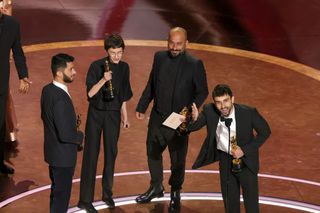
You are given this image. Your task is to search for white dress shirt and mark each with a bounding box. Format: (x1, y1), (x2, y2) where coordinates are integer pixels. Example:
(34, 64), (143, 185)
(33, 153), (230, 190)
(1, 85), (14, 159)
(216, 105), (236, 154)
(53, 80), (71, 98)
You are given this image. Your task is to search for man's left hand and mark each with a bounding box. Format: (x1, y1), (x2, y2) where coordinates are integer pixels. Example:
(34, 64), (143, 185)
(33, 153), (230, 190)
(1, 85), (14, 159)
(231, 146), (244, 159)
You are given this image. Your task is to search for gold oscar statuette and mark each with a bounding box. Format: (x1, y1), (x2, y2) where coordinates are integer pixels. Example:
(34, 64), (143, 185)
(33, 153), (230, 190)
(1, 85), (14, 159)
(231, 136), (242, 173)
(103, 59), (115, 101)
(177, 106), (191, 136)
(76, 114), (83, 151)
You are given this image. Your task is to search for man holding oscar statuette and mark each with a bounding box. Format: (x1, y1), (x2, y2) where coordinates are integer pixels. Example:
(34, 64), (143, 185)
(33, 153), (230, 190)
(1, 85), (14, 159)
(189, 84), (271, 213)
(135, 27), (208, 212)
(41, 54), (84, 213)
(78, 34), (132, 212)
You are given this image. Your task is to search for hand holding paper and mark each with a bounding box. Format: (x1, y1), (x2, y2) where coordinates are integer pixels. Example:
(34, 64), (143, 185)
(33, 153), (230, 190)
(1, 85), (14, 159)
(162, 112), (185, 130)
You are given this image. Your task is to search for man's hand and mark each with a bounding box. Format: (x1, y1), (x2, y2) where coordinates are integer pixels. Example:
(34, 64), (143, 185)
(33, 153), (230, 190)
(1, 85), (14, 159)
(191, 103), (199, 121)
(231, 146), (244, 159)
(0, 0), (12, 15)
(136, 112), (145, 120)
(122, 119), (130, 128)
(103, 71), (112, 81)
(19, 78), (32, 94)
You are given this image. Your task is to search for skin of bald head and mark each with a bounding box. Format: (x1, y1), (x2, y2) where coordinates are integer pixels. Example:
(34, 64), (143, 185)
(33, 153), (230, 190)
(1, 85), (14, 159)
(167, 27), (189, 57)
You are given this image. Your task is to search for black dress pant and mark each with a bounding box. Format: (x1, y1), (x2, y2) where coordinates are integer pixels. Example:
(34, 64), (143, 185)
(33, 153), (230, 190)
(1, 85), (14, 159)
(0, 92), (8, 165)
(49, 165), (75, 213)
(79, 106), (121, 203)
(219, 151), (259, 213)
(147, 109), (189, 191)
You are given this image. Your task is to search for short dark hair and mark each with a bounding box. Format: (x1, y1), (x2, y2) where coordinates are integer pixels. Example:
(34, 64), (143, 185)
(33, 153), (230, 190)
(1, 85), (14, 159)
(51, 53), (74, 77)
(104, 33), (125, 51)
(212, 84), (233, 98)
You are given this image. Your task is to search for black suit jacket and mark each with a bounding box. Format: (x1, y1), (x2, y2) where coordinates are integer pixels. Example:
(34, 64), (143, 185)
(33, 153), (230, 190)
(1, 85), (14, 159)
(136, 51), (208, 113)
(190, 103), (271, 174)
(41, 83), (83, 167)
(0, 14), (28, 94)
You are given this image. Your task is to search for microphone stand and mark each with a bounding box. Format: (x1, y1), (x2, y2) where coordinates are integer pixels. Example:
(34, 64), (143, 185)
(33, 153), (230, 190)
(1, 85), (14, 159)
(223, 117), (232, 213)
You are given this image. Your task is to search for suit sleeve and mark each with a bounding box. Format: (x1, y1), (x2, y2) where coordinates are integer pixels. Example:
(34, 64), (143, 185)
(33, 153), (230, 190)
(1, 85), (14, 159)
(12, 22), (28, 79)
(193, 60), (208, 108)
(53, 99), (84, 144)
(86, 63), (99, 95)
(188, 107), (207, 132)
(242, 108), (271, 155)
(136, 54), (156, 113)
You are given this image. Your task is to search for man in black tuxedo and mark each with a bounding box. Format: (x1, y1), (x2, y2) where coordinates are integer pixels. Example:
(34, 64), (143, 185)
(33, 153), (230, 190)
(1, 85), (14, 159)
(190, 84), (271, 213)
(0, 0), (32, 174)
(135, 27), (208, 211)
(41, 53), (83, 213)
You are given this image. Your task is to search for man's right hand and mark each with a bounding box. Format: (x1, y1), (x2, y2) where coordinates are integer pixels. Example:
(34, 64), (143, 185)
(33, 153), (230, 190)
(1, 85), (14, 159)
(103, 71), (112, 81)
(136, 112), (145, 120)
(191, 103), (199, 121)
(19, 78), (32, 94)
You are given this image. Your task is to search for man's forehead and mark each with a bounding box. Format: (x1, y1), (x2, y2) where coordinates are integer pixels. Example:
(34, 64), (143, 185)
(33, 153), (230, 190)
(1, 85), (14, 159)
(108, 47), (123, 52)
(214, 94), (232, 101)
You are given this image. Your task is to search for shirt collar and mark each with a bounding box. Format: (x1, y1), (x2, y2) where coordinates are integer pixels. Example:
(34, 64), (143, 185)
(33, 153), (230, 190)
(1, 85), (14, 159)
(52, 80), (70, 97)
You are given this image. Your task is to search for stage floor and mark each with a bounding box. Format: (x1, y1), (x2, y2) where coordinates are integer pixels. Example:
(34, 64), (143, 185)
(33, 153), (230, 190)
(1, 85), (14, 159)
(0, 40), (319, 212)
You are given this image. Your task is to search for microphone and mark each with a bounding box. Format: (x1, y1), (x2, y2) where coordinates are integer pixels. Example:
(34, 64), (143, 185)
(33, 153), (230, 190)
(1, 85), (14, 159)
(220, 117), (232, 128)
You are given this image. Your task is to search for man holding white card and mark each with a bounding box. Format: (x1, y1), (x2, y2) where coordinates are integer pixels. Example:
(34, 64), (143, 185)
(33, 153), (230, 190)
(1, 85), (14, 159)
(135, 27), (208, 212)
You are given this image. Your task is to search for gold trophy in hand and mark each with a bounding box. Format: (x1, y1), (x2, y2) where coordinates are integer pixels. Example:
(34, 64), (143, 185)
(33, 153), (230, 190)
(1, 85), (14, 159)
(76, 114), (83, 151)
(177, 106), (191, 136)
(231, 136), (242, 173)
(103, 59), (115, 101)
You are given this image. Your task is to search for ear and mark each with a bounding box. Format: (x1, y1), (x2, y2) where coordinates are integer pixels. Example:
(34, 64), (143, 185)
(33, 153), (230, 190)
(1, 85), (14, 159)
(231, 96), (235, 103)
(185, 40), (189, 47)
(56, 69), (64, 78)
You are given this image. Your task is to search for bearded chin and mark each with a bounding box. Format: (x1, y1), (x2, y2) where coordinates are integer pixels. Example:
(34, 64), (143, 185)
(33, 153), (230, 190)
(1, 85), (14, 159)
(63, 74), (73, 83)
(170, 50), (181, 58)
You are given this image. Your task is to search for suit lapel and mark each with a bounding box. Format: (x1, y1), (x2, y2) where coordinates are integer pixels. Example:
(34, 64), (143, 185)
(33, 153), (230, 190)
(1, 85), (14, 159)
(234, 104), (243, 141)
(209, 103), (220, 131)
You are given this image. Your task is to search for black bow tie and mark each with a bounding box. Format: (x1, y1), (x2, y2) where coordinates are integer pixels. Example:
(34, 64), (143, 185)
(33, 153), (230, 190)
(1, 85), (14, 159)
(220, 117), (233, 128)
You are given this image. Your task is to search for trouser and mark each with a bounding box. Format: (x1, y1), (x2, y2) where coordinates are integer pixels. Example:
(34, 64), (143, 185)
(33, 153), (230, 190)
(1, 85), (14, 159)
(219, 151), (259, 213)
(6, 91), (18, 141)
(49, 166), (75, 213)
(79, 106), (121, 203)
(0, 91), (8, 164)
(147, 109), (189, 191)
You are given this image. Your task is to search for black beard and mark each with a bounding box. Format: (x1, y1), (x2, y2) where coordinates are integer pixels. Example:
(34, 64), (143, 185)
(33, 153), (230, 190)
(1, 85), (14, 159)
(63, 73), (73, 83)
(169, 49), (185, 58)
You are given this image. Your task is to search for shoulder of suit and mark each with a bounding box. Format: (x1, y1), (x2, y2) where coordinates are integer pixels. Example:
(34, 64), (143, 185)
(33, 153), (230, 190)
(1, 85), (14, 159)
(154, 51), (167, 58)
(203, 103), (216, 112)
(184, 51), (201, 63)
(42, 83), (53, 92)
(235, 103), (255, 112)
(43, 83), (67, 96)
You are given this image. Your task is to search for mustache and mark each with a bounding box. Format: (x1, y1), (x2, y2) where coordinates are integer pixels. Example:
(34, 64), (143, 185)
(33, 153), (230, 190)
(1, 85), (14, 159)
(170, 48), (182, 52)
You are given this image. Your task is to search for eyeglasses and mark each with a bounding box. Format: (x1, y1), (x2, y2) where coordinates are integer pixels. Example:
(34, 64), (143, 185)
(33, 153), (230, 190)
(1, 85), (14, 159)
(108, 51), (123, 57)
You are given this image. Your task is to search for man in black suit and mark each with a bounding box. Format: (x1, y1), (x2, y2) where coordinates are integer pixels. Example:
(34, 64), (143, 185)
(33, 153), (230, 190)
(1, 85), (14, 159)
(0, 0), (32, 174)
(41, 53), (83, 213)
(135, 27), (208, 211)
(190, 84), (271, 213)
